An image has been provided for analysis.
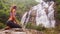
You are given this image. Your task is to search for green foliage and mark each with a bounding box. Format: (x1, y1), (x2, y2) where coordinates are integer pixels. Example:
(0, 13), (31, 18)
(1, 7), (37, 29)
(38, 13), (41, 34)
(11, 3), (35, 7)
(55, 4), (60, 20)
(0, 0), (9, 23)
(26, 22), (46, 31)
(56, 0), (60, 3)
(0, 23), (6, 29)
(16, 0), (38, 14)
(56, 6), (60, 20)
(55, 0), (60, 20)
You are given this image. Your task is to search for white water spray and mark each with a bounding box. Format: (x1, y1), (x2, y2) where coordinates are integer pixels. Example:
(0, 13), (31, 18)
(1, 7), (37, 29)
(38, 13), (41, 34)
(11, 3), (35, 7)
(21, 0), (55, 28)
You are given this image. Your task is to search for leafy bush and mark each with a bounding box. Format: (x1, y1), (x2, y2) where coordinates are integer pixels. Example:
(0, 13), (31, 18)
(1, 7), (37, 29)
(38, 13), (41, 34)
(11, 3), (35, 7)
(55, 0), (60, 20)
(26, 22), (46, 31)
(0, 23), (6, 29)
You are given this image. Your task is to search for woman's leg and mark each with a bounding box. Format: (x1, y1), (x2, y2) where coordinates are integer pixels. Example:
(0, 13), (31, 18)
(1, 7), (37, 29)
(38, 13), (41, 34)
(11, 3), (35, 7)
(6, 21), (22, 28)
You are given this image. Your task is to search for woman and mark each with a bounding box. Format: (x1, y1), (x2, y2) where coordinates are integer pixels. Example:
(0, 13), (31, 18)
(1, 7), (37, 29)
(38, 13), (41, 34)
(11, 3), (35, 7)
(5, 6), (22, 30)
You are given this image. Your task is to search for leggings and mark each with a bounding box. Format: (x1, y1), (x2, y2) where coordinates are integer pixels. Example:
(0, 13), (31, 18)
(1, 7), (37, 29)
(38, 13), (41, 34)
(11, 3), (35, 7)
(6, 20), (22, 28)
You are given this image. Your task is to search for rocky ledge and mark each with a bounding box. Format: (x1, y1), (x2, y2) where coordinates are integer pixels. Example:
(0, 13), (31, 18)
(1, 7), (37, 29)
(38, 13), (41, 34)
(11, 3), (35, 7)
(0, 28), (43, 34)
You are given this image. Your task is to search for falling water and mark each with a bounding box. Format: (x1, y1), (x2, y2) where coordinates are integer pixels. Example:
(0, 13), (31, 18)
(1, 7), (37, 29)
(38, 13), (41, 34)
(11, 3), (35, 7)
(21, 12), (28, 26)
(48, 1), (55, 28)
(21, 0), (55, 28)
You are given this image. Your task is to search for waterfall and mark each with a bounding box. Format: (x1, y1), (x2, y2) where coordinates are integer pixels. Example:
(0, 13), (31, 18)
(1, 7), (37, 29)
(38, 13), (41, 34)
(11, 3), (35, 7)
(21, 0), (55, 28)
(21, 12), (28, 26)
(48, 1), (55, 27)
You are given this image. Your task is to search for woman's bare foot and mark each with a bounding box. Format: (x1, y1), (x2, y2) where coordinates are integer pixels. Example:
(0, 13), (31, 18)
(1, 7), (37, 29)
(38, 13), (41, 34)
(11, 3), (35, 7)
(4, 26), (11, 30)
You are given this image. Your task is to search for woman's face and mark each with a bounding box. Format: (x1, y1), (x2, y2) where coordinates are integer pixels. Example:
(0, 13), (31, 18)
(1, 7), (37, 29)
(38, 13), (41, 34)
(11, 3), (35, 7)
(12, 9), (16, 12)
